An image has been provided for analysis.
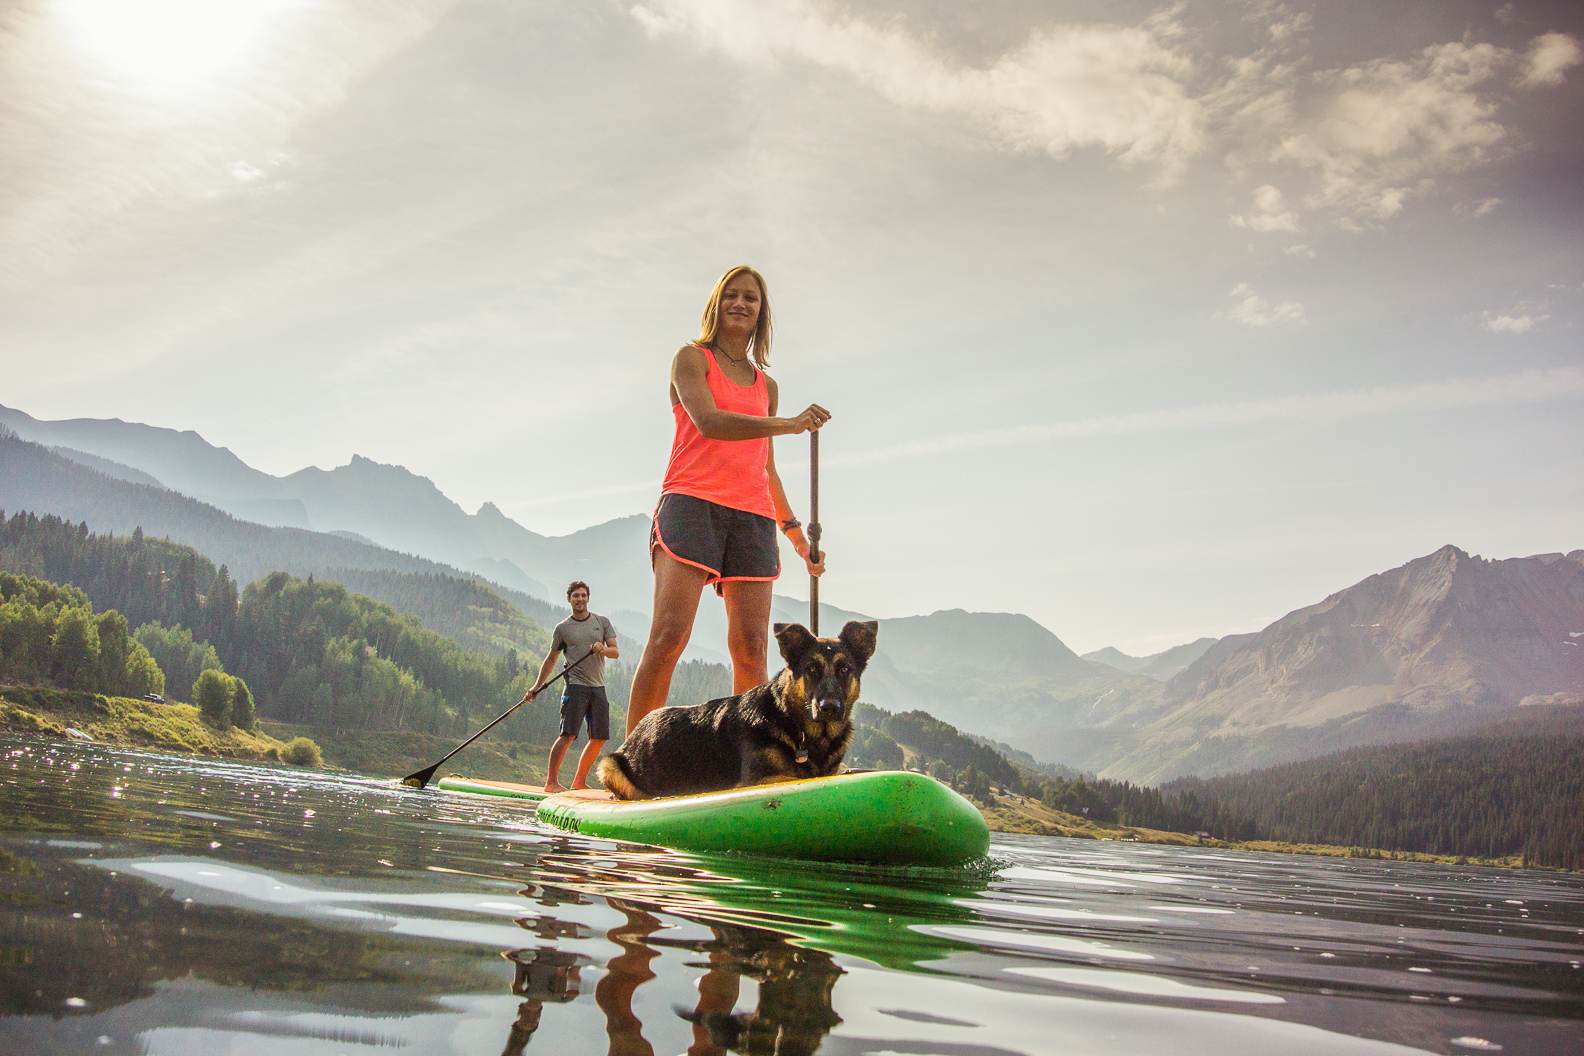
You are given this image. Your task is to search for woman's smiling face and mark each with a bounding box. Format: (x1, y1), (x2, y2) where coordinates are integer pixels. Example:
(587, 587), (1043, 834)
(718, 271), (762, 337)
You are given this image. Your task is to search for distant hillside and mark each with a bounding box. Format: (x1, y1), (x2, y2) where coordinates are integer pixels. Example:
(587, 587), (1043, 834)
(0, 404), (659, 612)
(0, 509), (561, 693)
(1, 436), (458, 582)
(860, 545), (1584, 784)
(1104, 546), (1584, 782)
(310, 568), (551, 661)
(965, 733), (1085, 782)
(1165, 705), (1584, 870)
(843, 607), (1162, 739)
(2, 436), (590, 623)
(1083, 637), (1219, 680)
(48, 447), (166, 489)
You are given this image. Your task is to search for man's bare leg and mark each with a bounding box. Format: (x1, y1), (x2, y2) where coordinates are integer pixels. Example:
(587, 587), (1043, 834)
(627, 553), (710, 736)
(571, 738), (606, 789)
(543, 734), (574, 793)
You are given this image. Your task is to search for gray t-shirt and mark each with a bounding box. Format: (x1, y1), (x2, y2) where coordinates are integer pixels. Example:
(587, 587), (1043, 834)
(551, 613), (616, 687)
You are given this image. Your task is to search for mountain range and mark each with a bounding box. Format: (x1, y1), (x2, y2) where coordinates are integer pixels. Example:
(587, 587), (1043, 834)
(1082, 639), (1218, 681)
(4, 404), (1579, 782)
(0, 403), (655, 612)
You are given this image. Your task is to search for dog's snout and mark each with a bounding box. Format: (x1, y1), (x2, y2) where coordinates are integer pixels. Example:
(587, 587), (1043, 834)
(815, 695), (844, 717)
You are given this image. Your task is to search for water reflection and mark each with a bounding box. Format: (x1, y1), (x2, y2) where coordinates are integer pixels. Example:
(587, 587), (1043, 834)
(3, 738), (1583, 1056)
(501, 946), (589, 1055)
(499, 841), (988, 1056)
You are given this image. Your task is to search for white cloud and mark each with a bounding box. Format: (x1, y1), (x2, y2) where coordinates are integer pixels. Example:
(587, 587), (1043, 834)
(1270, 42), (1509, 223)
(1480, 312), (1546, 334)
(1519, 32), (1582, 88)
(1231, 183), (1299, 231)
(1458, 196), (1501, 217)
(1225, 282), (1304, 326)
(630, 0), (1206, 181)
(836, 366), (1584, 468)
(1283, 243), (1315, 257)
(1240, 1), (1310, 45)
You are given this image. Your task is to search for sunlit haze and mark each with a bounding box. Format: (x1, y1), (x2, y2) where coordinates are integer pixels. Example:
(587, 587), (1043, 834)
(3, 0), (1581, 655)
(52, 0), (305, 92)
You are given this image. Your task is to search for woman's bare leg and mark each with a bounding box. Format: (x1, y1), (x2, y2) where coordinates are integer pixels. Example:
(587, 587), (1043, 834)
(626, 551), (710, 736)
(720, 580), (774, 693)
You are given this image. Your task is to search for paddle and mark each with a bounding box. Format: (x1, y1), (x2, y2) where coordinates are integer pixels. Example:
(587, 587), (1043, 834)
(809, 429), (821, 635)
(401, 646), (598, 789)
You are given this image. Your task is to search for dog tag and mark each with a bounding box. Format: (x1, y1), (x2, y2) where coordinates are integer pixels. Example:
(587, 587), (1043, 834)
(794, 750), (809, 764)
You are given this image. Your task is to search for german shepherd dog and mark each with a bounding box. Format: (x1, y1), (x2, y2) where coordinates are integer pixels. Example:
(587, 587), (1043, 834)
(596, 620), (878, 800)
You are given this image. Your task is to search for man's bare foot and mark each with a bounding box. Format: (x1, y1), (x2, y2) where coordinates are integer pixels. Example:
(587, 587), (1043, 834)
(570, 781), (591, 790)
(543, 780), (566, 793)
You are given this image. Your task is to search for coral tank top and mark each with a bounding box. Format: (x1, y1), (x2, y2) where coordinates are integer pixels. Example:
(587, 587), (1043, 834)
(661, 344), (775, 518)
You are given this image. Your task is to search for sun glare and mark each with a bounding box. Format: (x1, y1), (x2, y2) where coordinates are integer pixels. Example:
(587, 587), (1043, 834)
(53, 0), (304, 92)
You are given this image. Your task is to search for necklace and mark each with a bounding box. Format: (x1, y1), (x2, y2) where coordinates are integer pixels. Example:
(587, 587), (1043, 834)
(714, 343), (749, 364)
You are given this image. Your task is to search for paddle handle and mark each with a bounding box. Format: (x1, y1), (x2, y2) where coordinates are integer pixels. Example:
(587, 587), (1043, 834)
(809, 430), (820, 635)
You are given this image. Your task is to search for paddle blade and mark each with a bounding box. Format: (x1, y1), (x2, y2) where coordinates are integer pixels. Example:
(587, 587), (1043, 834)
(402, 763), (440, 789)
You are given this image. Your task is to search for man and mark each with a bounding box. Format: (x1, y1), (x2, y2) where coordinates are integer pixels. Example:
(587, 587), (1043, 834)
(525, 581), (619, 793)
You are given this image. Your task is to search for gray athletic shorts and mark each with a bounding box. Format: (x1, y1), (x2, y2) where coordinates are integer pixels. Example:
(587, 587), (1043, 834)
(559, 684), (610, 740)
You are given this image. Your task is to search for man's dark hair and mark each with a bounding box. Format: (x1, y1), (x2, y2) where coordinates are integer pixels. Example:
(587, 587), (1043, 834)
(567, 581), (590, 598)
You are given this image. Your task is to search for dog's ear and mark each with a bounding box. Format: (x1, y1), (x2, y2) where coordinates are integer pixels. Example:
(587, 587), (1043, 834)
(838, 620), (879, 663)
(774, 623), (818, 665)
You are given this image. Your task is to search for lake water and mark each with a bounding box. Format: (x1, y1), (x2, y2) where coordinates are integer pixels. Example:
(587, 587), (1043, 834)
(2, 739), (1581, 1055)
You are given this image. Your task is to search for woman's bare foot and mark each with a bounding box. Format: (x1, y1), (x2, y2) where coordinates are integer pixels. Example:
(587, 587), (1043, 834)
(543, 780), (566, 793)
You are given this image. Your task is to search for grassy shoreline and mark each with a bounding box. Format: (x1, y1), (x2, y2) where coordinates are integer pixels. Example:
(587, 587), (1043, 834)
(0, 684), (299, 760)
(977, 788), (1542, 870)
(257, 719), (555, 785)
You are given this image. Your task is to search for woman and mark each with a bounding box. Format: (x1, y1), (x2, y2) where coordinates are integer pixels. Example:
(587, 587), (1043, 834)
(624, 265), (829, 737)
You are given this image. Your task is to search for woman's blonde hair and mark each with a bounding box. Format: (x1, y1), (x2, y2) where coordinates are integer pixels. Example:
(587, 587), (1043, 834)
(698, 265), (773, 369)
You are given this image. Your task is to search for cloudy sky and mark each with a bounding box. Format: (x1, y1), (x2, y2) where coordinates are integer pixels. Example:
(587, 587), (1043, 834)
(3, 0), (1581, 655)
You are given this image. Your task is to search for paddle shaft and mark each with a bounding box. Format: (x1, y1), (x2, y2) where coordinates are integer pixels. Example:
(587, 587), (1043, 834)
(809, 430), (821, 635)
(402, 646), (597, 788)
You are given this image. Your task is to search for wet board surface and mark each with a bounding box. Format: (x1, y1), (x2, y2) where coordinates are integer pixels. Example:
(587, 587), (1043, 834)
(535, 770), (989, 865)
(434, 776), (569, 801)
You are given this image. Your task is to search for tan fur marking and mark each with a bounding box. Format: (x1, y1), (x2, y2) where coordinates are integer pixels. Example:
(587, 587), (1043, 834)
(594, 757), (645, 801)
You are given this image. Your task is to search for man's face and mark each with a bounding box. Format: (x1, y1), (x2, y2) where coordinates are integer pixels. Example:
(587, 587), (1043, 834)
(569, 589), (589, 615)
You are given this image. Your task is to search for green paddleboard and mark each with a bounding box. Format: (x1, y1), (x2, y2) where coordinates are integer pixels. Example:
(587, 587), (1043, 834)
(435, 776), (552, 800)
(534, 770), (990, 866)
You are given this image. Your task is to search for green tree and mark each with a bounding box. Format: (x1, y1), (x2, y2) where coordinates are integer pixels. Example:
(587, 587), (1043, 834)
(194, 669), (232, 727)
(123, 646), (165, 698)
(230, 677), (255, 730)
(134, 623), (223, 701)
(166, 552), (202, 630)
(51, 607), (101, 690)
(0, 581), (52, 683)
(201, 564), (238, 653)
(94, 610), (131, 693)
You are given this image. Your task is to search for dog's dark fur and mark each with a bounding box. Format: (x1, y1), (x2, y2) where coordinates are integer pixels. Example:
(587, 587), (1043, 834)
(596, 620), (878, 800)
